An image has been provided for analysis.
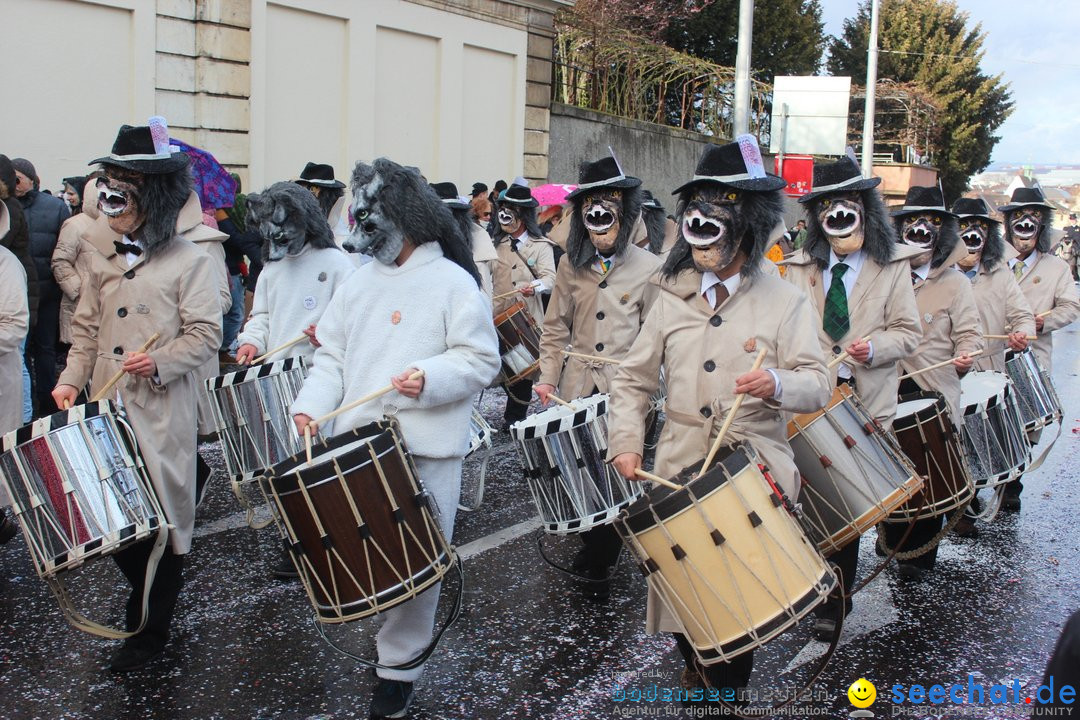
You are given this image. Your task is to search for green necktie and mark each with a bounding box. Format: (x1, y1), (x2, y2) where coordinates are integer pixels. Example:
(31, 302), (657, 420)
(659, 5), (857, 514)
(823, 262), (850, 341)
(1014, 262), (1025, 280)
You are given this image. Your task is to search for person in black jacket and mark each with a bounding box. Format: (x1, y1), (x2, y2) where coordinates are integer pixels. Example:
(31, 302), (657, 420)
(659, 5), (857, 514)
(12, 158), (68, 416)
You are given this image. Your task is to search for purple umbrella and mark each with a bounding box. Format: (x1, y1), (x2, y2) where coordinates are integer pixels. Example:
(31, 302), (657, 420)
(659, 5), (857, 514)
(169, 138), (237, 210)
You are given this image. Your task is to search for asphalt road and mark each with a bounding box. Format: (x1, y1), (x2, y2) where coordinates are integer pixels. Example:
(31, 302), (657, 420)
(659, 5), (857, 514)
(1, 324), (1078, 720)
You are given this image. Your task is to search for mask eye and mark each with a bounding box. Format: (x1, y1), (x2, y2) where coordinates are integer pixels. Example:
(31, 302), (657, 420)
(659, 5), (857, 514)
(821, 198), (831, 208)
(726, 192), (738, 201)
(356, 209), (369, 221)
(931, 216), (941, 226)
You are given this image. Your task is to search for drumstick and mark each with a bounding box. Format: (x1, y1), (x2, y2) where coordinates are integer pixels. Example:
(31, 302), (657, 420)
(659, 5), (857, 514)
(698, 348), (768, 479)
(492, 289), (521, 301)
(90, 332), (161, 402)
(634, 468), (684, 492)
(310, 369), (426, 431)
(1036, 310), (1053, 319)
(826, 335), (873, 369)
(984, 334), (1038, 341)
(252, 334), (308, 364)
(562, 349), (620, 365)
(898, 349), (984, 380)
(303, 424), (314, 465)
(546, 393), (577, 411)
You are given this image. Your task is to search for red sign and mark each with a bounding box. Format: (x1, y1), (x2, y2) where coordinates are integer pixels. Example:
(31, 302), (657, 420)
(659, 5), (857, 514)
(774, 155), (814, 197)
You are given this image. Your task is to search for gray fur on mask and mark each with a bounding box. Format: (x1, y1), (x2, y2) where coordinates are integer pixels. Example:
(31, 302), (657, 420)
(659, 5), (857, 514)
(247, 181), (336, 262)
(803, 187), (897, 268)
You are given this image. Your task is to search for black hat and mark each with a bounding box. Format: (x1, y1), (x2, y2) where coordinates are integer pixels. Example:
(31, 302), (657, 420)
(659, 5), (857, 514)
(430, 181), (468, 210)
(672, 139), (786, 195)
(297, 162), (345, 189)
(798, 156), (881, 204)
(951, 197), (999, 223)
(998, 186), (1054, 213)
(498, 184), (538, 208)
(471, 182), (488, 197)
(891, 186), (954, 218)
(90, 120), (189, 174)
(565, 156), (642, 200)
(641, 190), (664, 210)
(62, 175), (86, 193)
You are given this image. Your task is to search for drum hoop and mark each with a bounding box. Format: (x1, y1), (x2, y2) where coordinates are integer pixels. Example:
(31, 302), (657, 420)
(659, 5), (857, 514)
(893, 391), (947, 432)
(1, 400), (122, 454)
(493, 299), (529, 326)
(621, 444), (752, 536)
(262, 421), (398, 495)
(510, 394), (607, 440)
(209, 355), (307, 390)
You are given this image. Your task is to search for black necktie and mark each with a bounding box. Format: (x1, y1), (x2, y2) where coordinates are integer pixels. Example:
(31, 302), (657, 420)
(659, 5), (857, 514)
(114, 241), (142, 257)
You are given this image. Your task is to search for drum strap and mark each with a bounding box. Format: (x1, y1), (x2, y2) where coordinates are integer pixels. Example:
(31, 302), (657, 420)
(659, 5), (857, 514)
(312, 552), (465, 671)
(875, 505), (967, 561)
(46, 522), (169, 639)
(511, 246), (540, 281)
(1023, 420), (1062, 474)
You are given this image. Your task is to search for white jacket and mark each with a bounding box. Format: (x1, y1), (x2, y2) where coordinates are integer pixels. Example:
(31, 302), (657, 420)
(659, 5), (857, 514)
(237, 244), (354, 362)
(291, 242), (500, 458)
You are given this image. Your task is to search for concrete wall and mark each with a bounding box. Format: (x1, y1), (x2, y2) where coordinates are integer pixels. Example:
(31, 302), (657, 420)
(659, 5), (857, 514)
(549, 103), (719, 206)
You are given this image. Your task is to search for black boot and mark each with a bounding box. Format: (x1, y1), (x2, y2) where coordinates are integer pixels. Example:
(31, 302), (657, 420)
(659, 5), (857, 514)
(110, 541), (185, 672)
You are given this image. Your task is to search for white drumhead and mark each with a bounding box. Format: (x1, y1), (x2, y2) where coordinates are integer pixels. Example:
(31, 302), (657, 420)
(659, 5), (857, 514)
(510, 393), (608, 439)
(961, 371), (1008, 409)
(896, 398), (936, 419)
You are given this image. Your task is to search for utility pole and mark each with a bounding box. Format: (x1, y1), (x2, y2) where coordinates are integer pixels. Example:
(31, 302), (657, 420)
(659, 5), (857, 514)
(861, 0), (881, 177)
(733, 0), (754, 137)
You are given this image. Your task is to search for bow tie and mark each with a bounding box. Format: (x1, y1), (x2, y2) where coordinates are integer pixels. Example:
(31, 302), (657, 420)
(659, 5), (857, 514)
(114, 241), (142, 257)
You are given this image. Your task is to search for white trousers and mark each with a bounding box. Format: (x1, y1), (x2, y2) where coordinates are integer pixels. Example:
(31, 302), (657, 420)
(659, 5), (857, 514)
(375, 455), (461, 682)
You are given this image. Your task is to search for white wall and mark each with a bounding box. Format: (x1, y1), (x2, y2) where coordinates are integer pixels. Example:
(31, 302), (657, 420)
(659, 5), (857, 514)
(250, 0), (527, 191)
(0, 0), (155, 191)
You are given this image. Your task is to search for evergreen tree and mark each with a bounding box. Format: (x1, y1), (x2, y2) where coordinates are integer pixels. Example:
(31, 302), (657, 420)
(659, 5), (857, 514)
(828, 0), (1013, 199)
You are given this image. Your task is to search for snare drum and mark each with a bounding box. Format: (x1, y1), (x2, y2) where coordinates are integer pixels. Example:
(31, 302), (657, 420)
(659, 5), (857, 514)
(460, 409), (495, 511)
(467, 409), (494, 458)
(787, 385), (922, 555)
(206, 356), (316, 483)
(1005, 349), (1062, 432)
(0, 401), (163, 576)
(888, 392), (974, 520)
(614, 443), (836, 664)
(493, 300), (542, 385)
(260, 419), (456, 623)
(510, 394), (642, 534)
(959, 372), (1030, 489)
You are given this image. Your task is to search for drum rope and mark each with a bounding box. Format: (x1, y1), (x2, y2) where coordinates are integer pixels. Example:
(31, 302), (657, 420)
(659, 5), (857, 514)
(875, 505), (967, 561)
(534, 530), (624, 583)
(312, 552), (465, 671)
(845, 491), (927, 599)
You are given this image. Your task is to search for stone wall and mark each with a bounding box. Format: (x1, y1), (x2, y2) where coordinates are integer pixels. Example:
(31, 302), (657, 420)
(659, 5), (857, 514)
(549, 102), (720, 200)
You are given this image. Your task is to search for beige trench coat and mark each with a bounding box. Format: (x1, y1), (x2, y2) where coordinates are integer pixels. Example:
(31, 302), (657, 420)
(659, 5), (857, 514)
(176, 193), (231, 435)
(782, 247), (922, 429)
(52, 191), (102, 345)
(1015, 251), (1080, 373)
(898, 241), (984, 421)
(470, 223), (498, 300)
(537, 244), (662, 397)
(58, 228), (222, 554)
(969, 251), (1035, 373)
(491, 234), (557, 326)
(0, 247), (28, 435)
(606, 268), (830, 634)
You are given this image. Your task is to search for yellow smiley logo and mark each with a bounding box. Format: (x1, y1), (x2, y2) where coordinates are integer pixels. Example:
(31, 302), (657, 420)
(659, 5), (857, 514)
(848, 678), (876, 708)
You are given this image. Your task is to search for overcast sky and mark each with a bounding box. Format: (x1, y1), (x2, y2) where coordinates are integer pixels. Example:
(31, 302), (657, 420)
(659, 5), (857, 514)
(819, 0), (1080, 165)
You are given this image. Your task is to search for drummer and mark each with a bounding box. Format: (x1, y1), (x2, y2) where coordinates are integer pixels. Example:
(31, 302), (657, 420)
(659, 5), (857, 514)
(782, 156), (921, 640)
(884, 186), (982, 580)
(52, 120), (223, 672)
(491, 184), (557, 429)
(291, 159), (499, 720)
(233, 181), (353, 578)
(951, 197), (1035, 531)
(608, 138), (830, 703)
(533, 154), (662, 599)
(998, 187), (1079, 511)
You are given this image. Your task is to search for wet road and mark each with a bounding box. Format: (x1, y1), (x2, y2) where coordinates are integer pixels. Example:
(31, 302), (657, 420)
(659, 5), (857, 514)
(2, 326), (1079, 720)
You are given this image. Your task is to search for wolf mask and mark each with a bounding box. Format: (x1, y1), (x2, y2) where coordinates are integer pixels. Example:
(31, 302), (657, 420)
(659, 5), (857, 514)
(803, 187), (896, 268)
(95, 165), (192, 258)
(895, 211), (959, 269)
(565, 186), (642, 268)
(957, 217), (1004, 271)
(347, 158), (482, 286)
(662, 184), (783, 279)
(1004, 206), (1052, 257)
(246, 181), (336, 263)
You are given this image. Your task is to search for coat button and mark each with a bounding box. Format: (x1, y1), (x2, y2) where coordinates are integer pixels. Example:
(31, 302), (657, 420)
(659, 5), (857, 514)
(113, 346), (123, 355)
(700, 406), (713, 418)
(710, 315), (723, 327)
(704, 360), (716, 372)
(595, 343), (605, 352)
(832, 345), (842, 355)
(124, 269), (135, 279)
(117, 307), (128, 318)
(599, 280), (608, 289)
(596, 311), (605, 320)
